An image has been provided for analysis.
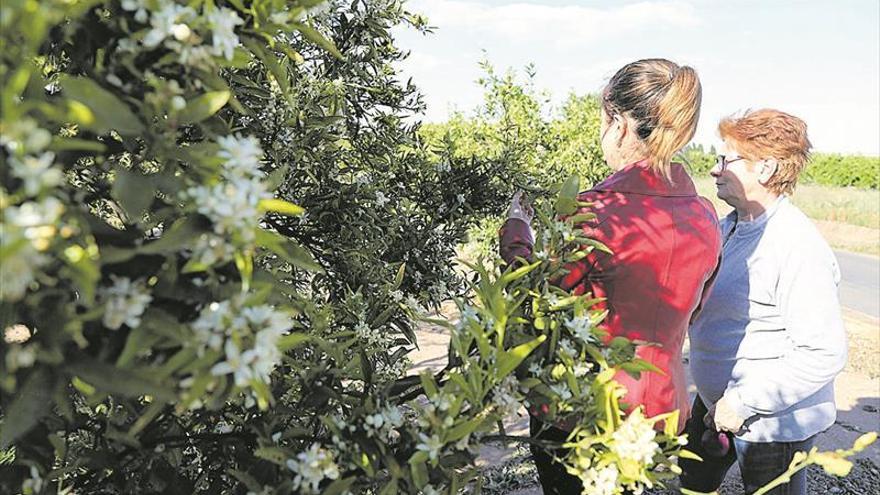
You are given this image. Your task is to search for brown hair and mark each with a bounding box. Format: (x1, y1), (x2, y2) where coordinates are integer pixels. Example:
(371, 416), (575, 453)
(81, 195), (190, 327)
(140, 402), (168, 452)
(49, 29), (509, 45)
(718, 109), (812, 195)
(602, 58), (702, 177)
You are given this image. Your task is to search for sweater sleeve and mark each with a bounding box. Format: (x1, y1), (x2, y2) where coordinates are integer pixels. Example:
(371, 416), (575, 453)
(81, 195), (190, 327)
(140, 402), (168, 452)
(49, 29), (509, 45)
(499, 217), (534, 266)
(728, 242), (848, 418)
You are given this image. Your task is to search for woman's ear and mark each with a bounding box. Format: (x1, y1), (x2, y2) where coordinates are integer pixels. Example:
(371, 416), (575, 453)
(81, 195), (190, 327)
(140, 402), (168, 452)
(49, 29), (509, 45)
(614, 115), (627, 145)
(757, 158), (778, 185)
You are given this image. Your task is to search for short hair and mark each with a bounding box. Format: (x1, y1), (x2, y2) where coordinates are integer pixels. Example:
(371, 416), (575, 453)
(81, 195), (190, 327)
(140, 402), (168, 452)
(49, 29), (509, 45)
(718, 109), (812, 195)
(603, 58), (702, 178)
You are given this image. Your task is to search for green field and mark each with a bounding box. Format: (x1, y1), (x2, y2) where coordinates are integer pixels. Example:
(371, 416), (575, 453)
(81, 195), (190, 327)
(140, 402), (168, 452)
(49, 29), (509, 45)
(693, 177), (880, 256)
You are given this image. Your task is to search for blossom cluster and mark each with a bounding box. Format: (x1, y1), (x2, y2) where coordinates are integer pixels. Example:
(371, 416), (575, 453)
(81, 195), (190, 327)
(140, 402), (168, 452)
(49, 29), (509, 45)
(492, 374), (524, 418)
(565, 408), (663, 495)
(362, 404), (405, 440)
(285, 443), (341, 494)
(611, 409), (661, 466)
(99, 276), (154, 330)
(1, 119), (66, 302)
(579, 464), (620, 495)
(354, 320), (391, 349)
(121, 0), (245, 67)
(187, 134), (269, 249)
(191, 296), (292, 388)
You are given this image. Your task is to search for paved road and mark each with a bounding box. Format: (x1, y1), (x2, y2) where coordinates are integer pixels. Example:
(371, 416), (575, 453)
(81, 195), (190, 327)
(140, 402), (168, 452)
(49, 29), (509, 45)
(836, 250), (880, 319)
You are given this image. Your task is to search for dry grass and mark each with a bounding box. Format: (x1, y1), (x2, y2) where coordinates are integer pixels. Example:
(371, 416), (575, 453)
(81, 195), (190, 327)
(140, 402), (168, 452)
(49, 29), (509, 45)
(693, 178), (880, 256)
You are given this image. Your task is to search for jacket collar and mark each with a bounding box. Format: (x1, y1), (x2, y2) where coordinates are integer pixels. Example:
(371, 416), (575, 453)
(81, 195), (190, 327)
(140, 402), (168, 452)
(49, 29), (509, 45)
(725, 195), (788, 238)
(590, 159), (697, 197)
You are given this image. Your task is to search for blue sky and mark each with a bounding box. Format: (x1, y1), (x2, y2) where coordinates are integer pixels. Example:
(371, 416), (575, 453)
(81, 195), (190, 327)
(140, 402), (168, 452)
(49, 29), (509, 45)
(393, 0), (880, 154)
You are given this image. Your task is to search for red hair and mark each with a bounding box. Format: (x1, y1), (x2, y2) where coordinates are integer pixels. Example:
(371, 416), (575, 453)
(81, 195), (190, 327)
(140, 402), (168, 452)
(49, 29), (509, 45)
(718, 109), (812, 195)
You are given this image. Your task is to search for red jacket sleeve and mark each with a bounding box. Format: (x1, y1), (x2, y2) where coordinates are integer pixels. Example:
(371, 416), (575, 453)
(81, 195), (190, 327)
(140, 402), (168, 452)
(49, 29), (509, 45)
(498, 218), (533, 266)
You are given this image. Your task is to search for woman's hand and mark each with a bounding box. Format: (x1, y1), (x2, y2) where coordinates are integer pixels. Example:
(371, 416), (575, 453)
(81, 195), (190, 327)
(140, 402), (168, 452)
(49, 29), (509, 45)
(706, 394), (747, 434)
(508, 191), (534, 223)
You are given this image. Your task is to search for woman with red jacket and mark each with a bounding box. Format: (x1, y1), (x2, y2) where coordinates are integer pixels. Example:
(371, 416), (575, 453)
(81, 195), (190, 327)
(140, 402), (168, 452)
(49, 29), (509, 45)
(500, 58), (722, 494)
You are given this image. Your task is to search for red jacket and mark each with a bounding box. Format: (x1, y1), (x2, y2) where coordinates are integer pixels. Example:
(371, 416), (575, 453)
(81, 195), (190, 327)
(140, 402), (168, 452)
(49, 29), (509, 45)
(500, 160), (721, 431)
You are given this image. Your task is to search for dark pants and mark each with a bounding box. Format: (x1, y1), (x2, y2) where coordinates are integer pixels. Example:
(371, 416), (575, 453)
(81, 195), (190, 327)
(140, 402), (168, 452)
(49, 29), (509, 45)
(529, 416), (583, 495)
(679, 396), (813, 495)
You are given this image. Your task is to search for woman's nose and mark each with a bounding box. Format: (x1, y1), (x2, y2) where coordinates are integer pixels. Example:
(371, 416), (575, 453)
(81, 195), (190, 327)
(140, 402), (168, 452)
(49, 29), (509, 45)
(709, 161), (722, 177)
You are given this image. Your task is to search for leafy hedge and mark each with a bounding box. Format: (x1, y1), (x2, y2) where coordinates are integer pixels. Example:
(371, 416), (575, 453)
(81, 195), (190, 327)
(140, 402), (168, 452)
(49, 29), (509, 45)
(803, 153), (880, 190)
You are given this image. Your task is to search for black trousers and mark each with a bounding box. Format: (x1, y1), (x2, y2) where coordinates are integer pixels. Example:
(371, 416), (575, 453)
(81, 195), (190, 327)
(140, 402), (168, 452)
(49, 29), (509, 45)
(529, 416), (584, 494)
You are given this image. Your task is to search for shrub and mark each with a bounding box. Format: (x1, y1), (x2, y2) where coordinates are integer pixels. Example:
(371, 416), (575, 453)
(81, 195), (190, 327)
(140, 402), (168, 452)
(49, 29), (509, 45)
(803, 153), (880, 189)
(1, 1), (684, 494)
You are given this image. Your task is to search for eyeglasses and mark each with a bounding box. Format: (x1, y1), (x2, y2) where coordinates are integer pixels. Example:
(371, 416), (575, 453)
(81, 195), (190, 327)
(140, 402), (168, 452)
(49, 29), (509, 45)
(715, 154), (745, 171)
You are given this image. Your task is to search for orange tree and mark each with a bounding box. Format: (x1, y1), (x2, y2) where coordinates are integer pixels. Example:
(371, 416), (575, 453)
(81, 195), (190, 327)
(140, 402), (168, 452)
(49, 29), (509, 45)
(1, 1), (686, 493)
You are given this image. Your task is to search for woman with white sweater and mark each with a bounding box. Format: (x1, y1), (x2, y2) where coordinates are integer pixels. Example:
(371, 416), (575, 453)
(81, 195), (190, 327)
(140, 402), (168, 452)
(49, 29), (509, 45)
(681, 109), (848, 495)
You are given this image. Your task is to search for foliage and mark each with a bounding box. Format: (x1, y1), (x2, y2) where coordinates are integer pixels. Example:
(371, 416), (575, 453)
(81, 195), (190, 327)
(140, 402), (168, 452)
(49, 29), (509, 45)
(803, 153), (880, 190)
(421, 62), (610, 194)
(422, 63), (610, 257)
(678, 144), (717, 176)
(0, 1), (684, 494)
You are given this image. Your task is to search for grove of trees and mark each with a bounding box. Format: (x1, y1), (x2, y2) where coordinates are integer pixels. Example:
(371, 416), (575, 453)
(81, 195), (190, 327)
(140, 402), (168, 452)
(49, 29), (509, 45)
(1, 1), (873, 494)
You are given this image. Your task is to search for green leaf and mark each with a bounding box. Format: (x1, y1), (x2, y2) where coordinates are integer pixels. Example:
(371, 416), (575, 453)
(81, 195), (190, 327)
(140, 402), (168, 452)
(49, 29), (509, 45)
(113, 169), (156, 220)
(0, 368), (53, 448)
(408, 450), (429, 465)
(127, 400), (165, 436)
(812, 452), (853, 477)
(157, 348), (197, 378)
(228, 469), (263, 493)
(277, 332), (310, 351)
(61, 76), (144, 135)
(48, 137), (107, 153)
(680, 489), (718, 495)
(410, 459), (429, 488)
(392, 262), (406, 290)
(234, 250), (254, 292)
(266, 165), (289, 190)
(243, 37), (290, 94)
(258, 198), (304, 216)
(447, 417), (485, 442)
(555, 175), (581, 216)
(853, 431), (878, 452)
(141, 217), (206, 255)
(419, 372), (438, 398)
(178, 91), (231, 124)
(678, 449), (704, 462)
(499, 259), (542, 286)
(116, 324), (162, 368)
(496, 335), (546, 379)
(291, 22), (344, 59)
(61, 243), (100, 304)
(253, 446), (290, 466)
(372, 304), (396, 327)
(2, 67), (31, 118)
(323, 477), (357, 495)
(255, 229), (323, 272)
(379, 481), (399, 495)
(567, 213), (596, 225)
(65, 361), (175, 402)
(226, 0), (248, 13)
